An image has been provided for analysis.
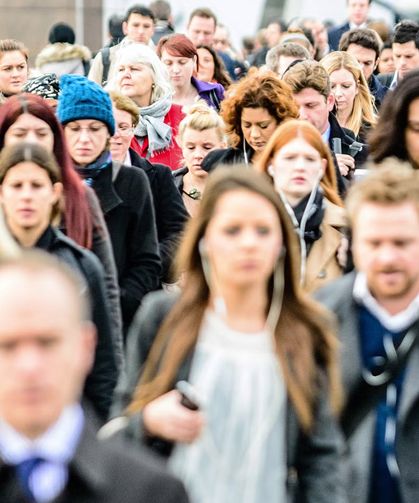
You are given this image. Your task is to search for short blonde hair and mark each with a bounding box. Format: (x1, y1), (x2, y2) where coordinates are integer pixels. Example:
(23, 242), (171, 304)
(178, 101), (225, 144)
(109, 91), (140, 127)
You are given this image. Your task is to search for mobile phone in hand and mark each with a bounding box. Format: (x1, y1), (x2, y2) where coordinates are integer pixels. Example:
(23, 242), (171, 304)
(176, 381), (201, 411)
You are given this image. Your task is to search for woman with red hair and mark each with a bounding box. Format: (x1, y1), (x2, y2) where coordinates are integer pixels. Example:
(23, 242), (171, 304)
(258, 119), (347, 292)
(157, 34), (224, 111)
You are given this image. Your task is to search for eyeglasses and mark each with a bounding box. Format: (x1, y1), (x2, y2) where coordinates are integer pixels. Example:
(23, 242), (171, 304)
(114, 126), (135, 137)
(65, 124), (107, 137)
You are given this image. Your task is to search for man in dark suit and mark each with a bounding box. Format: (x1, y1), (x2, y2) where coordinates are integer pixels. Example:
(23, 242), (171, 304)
(283, 59), (367, 194)
(379, 20), (419, 90)
(0, 251), (189, 503)
(316, 164), (419, 503)
(328, 0), (372, 51)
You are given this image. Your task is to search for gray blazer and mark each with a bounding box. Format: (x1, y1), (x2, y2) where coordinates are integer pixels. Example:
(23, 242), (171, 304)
(110, 290), (346, 503)
(315, 272), (419, 503)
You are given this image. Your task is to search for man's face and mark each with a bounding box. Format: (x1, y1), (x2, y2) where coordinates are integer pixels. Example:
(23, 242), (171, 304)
(123, 13), (154, 44)
(187, 15), (216, 47)
(346, 43), (377, 81)
(347, 0), (370, 26)
(293, 87), (333, 134)
(0, 268), (94, 439)
(265, 22), (282, 49)
(213, 26), (229, 52)
(392, 41), (419, 80)
(352, 202), (419, 308)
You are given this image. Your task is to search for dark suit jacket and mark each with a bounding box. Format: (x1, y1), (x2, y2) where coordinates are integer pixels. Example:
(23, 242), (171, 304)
(0, 417), (189, 503)
(111, 290), (346, 503)
(328, 22), (350, 51)
(315, 272), (419, 503)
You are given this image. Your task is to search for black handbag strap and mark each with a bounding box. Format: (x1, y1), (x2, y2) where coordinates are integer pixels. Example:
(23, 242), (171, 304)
(341, 324), (418, 439)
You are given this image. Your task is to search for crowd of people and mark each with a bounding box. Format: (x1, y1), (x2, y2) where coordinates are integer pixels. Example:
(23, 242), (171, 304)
(0, 0), (419, 501)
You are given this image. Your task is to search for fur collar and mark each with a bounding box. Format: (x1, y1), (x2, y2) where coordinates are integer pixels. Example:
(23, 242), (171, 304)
(35, 43), (91, 68)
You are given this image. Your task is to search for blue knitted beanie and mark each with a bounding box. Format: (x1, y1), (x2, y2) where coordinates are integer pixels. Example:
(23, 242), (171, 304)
(57, 75), (115, 135)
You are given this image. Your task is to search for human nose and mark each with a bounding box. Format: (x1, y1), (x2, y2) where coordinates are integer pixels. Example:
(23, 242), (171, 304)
(376, 244), (399, 265)
(249, 125), (260, 139)
(299, 106), (308, 120)
(15, 345), (43, 377)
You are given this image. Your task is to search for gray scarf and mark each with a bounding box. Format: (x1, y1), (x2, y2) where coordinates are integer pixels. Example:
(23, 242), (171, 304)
(134, 93), (173, 156)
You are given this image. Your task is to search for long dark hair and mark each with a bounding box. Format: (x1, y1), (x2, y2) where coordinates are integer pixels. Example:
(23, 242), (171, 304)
(369, 69), (419, 167)
(128, 167), (341, 431)
(197, 44), (232, 89)
(0, 94), (93, 248)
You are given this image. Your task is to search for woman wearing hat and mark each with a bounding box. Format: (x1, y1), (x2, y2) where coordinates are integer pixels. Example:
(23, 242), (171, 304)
(58, 75), (161, 331)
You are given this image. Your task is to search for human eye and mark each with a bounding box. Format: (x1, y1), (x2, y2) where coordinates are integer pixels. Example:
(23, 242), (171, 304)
(224, 225), (241, 235)
(259, 122), (271, 129)
(203, 144), (215, 150)
(68, 124), (81, 133)
(256, 225), (271, 235)
(89, 124), (103, 133)
(242, 122), (251, 129)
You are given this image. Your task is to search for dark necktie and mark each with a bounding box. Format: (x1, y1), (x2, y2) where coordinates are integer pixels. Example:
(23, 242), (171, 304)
(16, 457), (43, 502)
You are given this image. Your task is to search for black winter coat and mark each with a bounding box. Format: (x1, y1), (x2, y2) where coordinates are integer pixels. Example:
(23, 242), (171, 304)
(129, 150), (188, 283)
(90, 162), (161, 329)
(35, 226), (118, 421)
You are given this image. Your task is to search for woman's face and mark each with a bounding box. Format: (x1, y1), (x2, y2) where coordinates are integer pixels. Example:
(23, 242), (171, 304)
(196, 48), (215, 83)
(161, 50), (195, 90)
(109, 107), (135, 163)
(0, 162), (61, 240)
(378, 48), (395, 75)
(116, 61), (155, 106)
(181, 127), (224, 176)
(329, 68), (358, 117)
(241, 107), (278, 153)
(271, 137), (326, 206)
(0, 51), (28, 96)
(4, 114), (54, 152)
(203, 189), (283, 290)
(64, 119), (109, 166)
(406, 97), (419, 167)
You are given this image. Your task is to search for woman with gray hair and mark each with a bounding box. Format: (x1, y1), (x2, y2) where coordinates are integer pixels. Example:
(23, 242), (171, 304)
(109, 43), (184, 169)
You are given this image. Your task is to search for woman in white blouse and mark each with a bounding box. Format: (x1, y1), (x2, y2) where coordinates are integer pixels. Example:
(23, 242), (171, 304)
(110, 167), (344, 503)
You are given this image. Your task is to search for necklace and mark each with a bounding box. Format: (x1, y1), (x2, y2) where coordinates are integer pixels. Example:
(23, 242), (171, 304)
(183, 188), (201, 200)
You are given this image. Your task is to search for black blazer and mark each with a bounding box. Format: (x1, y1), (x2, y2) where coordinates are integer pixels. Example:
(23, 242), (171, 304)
(0, 416), (189, 503)
(91, 163), (161, 329)
(35, 226), (118, 422)
(129, 150), (188, 283)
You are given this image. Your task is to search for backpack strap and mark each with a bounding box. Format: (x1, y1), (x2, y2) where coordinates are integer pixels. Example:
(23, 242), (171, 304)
(101, 47), (111, 85)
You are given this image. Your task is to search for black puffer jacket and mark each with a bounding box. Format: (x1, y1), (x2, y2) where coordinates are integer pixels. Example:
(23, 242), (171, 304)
(35, 226), (118, 421)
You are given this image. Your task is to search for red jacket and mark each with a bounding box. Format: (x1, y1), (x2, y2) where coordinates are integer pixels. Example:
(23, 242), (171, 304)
(130, 104), (184, 170)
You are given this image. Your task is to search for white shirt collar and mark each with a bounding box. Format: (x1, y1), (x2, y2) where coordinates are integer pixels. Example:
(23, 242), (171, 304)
(123, 150), (132, 166)
(322, 123), (331, 143)
(353, 272), (419, 332)
(0, 403), (84, 465)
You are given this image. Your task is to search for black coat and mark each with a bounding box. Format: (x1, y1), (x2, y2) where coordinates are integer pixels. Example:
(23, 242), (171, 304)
(0, 415), (189, 503)
(201, 145), (253, 171)
(111, 291), (346, 503)
(90, 162), (161, 329)
(129, 150), (188, 283)
(35, 226), (118, 422)
(368, 73), (388, 110)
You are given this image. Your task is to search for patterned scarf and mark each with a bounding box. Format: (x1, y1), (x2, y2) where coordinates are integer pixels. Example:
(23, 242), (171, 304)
(74, 151), (112, 186)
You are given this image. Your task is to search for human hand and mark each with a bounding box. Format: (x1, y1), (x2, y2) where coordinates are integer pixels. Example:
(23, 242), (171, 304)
(335, 154), (355, 177)
(143, 390), (204, 443)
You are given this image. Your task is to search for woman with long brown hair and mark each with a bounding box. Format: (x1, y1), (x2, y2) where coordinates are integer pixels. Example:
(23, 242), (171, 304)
(258, 119), (347, 292)
(110, 168), (343, 502)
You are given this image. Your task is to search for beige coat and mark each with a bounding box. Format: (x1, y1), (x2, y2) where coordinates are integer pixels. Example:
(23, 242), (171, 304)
(304, 201), (347, 293)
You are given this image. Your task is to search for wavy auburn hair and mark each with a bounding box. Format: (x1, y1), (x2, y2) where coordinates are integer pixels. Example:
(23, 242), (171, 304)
(128, 167), (341, 431)
(0, 94), (92, 248)
(257, 119), (343, 207)
(220, 70), (298, 148)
